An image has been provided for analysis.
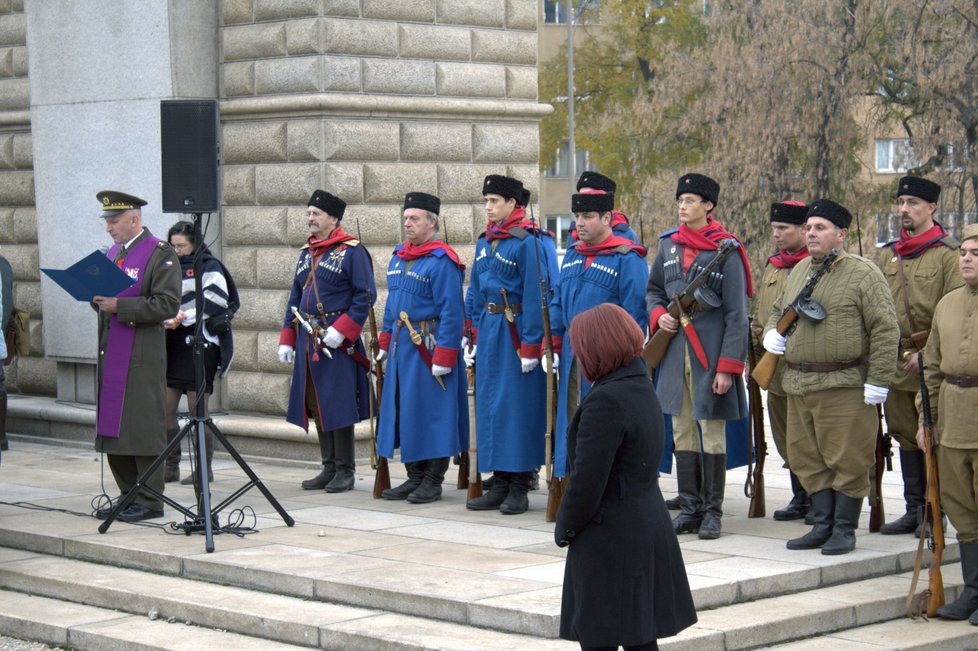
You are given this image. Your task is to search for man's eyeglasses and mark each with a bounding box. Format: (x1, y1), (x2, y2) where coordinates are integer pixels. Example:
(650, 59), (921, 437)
(676, 198), (702, 207)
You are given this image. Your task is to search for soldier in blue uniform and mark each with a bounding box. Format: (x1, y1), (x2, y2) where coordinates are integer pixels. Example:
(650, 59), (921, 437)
(278, 190), (375, 494)
(549, 190), (649, 480)
(375, 192), (468, 504)
(646, 173), (751, 540)
(568, 171), (639, 244)
(465, 174), (551, 515)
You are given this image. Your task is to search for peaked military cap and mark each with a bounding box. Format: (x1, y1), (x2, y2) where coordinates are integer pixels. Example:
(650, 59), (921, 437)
(572, 192), (614, 214)
(308, 189), (346, 219)
(676, 173), (719, 206)
(769, 201), (809, 225)
(403, 192), (440, 215)
(896, 176), (941, 203)
(576, 171), (617, 194)
(807, 199), (852, 229)
(97, 190), (147, 218)
(482, 174), (524, 201)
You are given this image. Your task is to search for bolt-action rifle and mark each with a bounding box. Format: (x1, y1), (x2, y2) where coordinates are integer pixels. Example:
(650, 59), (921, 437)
(745, 319), (766, 518)
(906, 350), (944, 619)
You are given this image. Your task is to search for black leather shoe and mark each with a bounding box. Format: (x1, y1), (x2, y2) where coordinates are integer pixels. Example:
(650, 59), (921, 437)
(94, 504), (117, 520)
(118, 503), (164, 522)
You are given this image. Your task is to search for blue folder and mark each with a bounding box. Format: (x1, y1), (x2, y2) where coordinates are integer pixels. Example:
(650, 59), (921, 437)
(41, 250), (135, 302)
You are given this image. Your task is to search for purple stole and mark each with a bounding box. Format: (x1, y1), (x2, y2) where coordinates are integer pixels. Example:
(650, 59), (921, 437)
(97, 234), (160, 438)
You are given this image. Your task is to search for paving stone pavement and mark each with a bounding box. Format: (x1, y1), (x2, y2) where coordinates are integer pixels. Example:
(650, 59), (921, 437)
(0, 433), (976, 650)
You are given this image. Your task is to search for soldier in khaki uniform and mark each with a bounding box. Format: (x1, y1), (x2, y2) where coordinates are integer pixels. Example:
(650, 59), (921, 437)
(763, 199), (899, 555)
(878, 176), (961, 535)
(749, 201), (810, 521)
(921, 224), (978, 621)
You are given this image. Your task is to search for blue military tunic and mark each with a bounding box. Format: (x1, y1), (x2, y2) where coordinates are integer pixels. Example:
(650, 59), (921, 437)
(470, 226), (555, 472)
(282, 238), (375, 432)
(377, 246), (468, 462)
(550, 240), (649, 477)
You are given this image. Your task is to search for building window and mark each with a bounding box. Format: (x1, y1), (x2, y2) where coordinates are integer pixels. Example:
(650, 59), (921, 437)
(544, 1), (600, 24)
(546, 214), (574, 252)
(875, 138), (919, 173)
(544, 141), (590, 178)
(875, 213), (899, 246)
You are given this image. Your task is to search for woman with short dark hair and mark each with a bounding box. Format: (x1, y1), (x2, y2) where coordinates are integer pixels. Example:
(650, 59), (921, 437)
(556, 303), (696, 651)
(162, 220), (237, 484)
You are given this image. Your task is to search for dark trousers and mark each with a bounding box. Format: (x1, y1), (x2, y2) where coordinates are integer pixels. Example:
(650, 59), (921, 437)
(580, 641), (658, 651)
(107, 454), (165, 511)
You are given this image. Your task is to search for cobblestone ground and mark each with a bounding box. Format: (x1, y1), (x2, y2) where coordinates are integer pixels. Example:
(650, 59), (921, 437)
(0, 637), (59, 651)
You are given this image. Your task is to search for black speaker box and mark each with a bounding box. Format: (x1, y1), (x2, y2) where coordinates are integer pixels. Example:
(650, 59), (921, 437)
(161, 99), (220, 213)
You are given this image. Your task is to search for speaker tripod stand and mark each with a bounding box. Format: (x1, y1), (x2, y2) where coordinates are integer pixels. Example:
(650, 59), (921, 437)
(98, 213), (294, 552)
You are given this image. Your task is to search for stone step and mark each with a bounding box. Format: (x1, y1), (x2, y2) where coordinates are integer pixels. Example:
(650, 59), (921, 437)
(0, 550), (571, 650)
(764, 616), (978, 650)
(0, 543), (966, 650)
(0, 588), (309, 650)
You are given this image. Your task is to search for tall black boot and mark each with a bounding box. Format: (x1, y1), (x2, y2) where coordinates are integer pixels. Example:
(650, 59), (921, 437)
(301, 425), (336, 490)
(821, 492), (863, 555)
(164, 427), (181, 483)
(698, 453), (726, 539)
(787, 489), (835, 549)
(774, 472), (811, 521)
(500, 471), (531, 515)
(672, 450), (703, 534)
(325, 425), (356, 493)
(880, 449), (925, 535)
(939, 542), (978, 619)
(181, 428), (214, 485)
(408, 457), (450, 504)
(467, 472), (509, 510)
(382, 461), (427, 500)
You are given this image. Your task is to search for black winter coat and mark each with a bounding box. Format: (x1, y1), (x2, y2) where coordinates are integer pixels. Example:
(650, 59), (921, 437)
(555, 357), (696, 645)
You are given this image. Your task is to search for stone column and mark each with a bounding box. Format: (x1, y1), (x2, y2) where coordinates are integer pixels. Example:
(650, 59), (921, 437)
(24, 0), (218, 402)
(220, 0), (550, 416)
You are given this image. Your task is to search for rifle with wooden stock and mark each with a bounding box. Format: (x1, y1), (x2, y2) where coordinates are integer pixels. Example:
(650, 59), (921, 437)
(907, 351), (944, 618)
(751, 249), (838, 390)
(356, 220), (391, 499)
(745, 320), (766, 518)
(642, 239), (738, 369)
(464, 322), (482, 500)
(527, 208), (563, 522)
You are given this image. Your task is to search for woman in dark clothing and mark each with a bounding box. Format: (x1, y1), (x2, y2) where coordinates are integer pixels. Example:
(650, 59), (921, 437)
(556, 303), (696, 651)
(163, 221), (237, 484)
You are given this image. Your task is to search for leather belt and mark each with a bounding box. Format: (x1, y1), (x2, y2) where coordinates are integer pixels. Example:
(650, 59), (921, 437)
(485, 302), (522, 315)
(945, 374), (978, 388)
(786, 359), (863, 373)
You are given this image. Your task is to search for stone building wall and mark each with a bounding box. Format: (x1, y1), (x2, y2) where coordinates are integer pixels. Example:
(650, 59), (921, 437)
(0, 0), (51, 396)
(218, 0), (550, 416)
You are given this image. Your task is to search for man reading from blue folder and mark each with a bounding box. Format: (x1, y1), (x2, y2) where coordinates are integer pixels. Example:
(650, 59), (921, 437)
(92, 190), (180, 522)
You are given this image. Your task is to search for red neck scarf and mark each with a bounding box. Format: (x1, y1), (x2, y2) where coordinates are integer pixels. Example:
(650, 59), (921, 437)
(307, 226), (357, 257)
(486, 206), (526, 242)
(670, 217), (754, 296)
(396, 239), (464, 269)
(576, 234), (647, 268)
(519, 218), (555, 238)
(894, 222), (949, 259)
(769, 247), (810, 269)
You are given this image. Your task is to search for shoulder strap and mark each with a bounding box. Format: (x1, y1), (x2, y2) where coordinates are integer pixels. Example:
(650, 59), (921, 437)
(507, 226), (530, 240)
(941, 235), (960, 250)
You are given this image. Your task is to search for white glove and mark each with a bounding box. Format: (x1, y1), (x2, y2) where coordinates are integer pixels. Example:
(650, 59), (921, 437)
(520, 356), (540, 374)
(461, 336), (470, 350)
(464, 345), (477, 368)
(864, 384), (889, 405)
(277, 345), (294, 364)
(375, 349), (387, 364)
(763, 329), (787, 355)
(541, 353), (560, 375)
(323, 326), (344, 349)
(432, 364), (452, 377)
